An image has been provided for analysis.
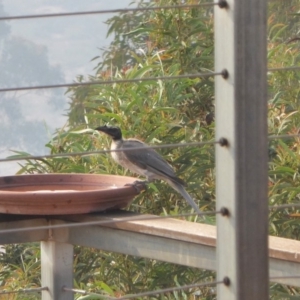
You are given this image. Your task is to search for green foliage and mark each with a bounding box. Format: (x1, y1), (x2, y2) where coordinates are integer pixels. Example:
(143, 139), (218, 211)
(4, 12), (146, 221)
(267, 0), (300, 244)
(73, 247), (215, 299)
(266, 1), (300, 298)
(0, 243), (41, 299)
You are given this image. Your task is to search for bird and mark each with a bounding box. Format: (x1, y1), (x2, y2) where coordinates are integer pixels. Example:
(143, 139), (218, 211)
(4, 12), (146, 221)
(95, 125), (201, 213)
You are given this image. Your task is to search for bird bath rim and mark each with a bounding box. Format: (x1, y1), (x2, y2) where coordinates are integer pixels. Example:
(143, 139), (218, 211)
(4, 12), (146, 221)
(0, 173), (144, 215)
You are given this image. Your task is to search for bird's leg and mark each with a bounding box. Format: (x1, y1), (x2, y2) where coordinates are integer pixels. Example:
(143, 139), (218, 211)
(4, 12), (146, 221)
(125, 180), (148, 193)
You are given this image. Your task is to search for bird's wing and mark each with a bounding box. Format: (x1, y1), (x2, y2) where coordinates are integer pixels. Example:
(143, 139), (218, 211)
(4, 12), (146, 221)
(122, 139), (185, 185)
(121, 139), (200, 213)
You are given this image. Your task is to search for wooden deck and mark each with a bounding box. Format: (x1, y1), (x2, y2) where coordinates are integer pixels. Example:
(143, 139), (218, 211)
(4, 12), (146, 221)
(0, 211), (299, 287)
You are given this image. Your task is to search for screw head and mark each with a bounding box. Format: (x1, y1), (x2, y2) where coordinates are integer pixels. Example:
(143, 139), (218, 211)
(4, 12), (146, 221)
(223, 276), (231, 286)
(221, 69), (229, 79)
(220, 207), (230, 216)
(219, 138), (229, 147)
(218, 0), (228, 9)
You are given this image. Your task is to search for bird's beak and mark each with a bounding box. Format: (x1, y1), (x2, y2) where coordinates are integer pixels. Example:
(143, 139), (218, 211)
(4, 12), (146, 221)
(94, 126), (106, 132)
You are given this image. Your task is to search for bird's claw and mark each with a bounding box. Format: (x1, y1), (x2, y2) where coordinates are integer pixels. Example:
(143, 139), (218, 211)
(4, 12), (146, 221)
(125, 180), (148, 193)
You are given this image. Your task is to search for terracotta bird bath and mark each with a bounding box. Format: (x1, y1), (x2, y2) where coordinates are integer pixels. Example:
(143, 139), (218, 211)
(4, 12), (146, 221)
(0, 174), (144, 215)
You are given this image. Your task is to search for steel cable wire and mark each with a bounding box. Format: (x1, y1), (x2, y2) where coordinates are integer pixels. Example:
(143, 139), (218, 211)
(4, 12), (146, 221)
(2, 276), (300, 297)
(64, 280), (223, 300)
(1, 65), (299, 92)
(0, 287), (48, 295)
(0, 132), (299, 164)
(0, 140), (219, 163)
(0, 3), (219, 21)
(0, 72), (222, 93)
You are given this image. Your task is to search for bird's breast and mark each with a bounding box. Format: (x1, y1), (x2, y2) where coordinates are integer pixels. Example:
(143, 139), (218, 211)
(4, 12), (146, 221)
(110, 140), (123, 164)
(110, 140), (147, 176)
(110, 140), (132, 168)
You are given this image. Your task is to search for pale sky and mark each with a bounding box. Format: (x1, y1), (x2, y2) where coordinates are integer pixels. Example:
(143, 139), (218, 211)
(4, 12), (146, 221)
(0, 0), (135, 175)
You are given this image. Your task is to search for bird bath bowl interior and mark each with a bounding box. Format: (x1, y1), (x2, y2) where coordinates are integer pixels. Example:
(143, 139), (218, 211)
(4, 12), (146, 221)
(0, 174), (144, 215)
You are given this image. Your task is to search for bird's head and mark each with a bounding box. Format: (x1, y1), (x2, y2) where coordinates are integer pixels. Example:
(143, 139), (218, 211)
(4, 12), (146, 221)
(95, 125), (122, 140)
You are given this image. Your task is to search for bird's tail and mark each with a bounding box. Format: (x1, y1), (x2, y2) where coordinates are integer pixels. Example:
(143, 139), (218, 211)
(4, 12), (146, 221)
(167, 179), (202, 214)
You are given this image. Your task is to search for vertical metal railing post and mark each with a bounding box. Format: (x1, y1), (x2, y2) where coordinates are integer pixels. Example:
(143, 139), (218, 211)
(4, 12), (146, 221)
(214, 0), (269, 299)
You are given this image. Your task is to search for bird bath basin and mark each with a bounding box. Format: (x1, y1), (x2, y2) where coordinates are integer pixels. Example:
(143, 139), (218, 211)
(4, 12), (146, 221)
(0, 174), (144, 215)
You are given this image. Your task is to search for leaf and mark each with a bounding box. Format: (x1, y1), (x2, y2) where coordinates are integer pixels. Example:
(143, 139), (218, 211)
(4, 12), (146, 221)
(69, 129), (95, 134)
(269, 166), (296, 175)
(126, 65), (153, 79)
(6, 150), (32, 159)
(97, 281), (114, 295)
(123, 26), (151, 37)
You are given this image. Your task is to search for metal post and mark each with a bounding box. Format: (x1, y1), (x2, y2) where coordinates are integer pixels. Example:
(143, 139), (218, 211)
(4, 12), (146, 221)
(215, 0), (269, 299)
(41, 240), (73, 300)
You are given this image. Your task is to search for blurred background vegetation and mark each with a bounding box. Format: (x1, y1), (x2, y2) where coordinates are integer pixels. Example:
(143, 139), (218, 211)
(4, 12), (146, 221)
(1, 0), (300, 299)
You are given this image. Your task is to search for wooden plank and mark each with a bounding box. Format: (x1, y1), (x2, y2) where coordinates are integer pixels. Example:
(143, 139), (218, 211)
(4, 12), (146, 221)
(269, 235), (300, 263)
(0, 218), (48, 244)
(270, 258), (300, 287)
(62, 212), (216, 247)
(61, 214), (300, 287)
(1, 213), (299, 263)
(52, 214), (216, 270)
(0, 214), (300, 288)
(66, 224), (216, 270)
(61, 213), (300, 261)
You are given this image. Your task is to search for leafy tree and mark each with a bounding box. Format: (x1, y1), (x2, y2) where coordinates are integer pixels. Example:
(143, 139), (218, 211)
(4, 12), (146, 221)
(25, 0), (216, 215)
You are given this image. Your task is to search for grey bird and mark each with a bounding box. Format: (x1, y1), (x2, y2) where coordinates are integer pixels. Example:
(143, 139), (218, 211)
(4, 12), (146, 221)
(95, 125), (201, 213)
